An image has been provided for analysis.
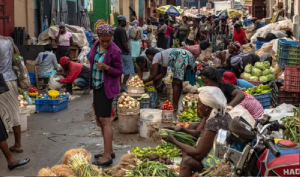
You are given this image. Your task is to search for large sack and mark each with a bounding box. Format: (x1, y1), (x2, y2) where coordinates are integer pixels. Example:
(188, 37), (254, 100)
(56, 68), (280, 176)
(37, 25), (89, 48)
(228, 105), (255, 127)
(49, 75), (64, 90)
(181, 45), (201, 59)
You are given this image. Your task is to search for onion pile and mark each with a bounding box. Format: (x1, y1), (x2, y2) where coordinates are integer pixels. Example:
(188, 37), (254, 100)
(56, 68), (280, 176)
(127, 76), (145, 87)
(18, 95), (28, 107)
(118, 93), (139, 109)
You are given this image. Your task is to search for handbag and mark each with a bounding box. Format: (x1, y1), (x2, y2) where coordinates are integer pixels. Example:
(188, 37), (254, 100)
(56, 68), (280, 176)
(10, 40), (31, 89)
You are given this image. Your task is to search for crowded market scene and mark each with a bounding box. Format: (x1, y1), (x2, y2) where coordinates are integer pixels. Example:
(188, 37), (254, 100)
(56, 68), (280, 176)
(0, 0), (299, 176)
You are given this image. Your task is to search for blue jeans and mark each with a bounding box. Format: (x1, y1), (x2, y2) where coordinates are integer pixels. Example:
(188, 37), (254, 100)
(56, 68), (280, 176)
(165, 37), (170, 49)
(74, 78), (89, 90)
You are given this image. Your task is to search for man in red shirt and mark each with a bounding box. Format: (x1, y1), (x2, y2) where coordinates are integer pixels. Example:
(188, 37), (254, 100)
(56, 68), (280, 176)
(233, 24), (248, 45)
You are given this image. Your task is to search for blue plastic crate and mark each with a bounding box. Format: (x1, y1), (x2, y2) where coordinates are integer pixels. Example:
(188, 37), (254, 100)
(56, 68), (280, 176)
(243, 19), (251, 26)
(254, 92), (272, 109)
(261, 23), (266, 27)
(36, 101), (68, 112)
(255, 40), (268, 50)
(29, 72), (36, 84)
(277, 39), (300, 68)
(35, 95), (69, 105)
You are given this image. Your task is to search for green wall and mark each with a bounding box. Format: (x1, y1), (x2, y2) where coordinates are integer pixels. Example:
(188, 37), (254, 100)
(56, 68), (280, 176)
(89, 0), (111, 31)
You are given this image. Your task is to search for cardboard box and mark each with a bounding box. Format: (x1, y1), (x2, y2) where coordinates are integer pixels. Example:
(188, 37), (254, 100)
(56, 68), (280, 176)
(26, 60), (35, 72)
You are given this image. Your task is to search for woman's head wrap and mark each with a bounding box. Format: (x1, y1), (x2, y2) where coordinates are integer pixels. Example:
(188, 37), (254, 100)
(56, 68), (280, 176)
(198, 86), (227, 121)
(59, 56), (70, 66)
(97, 24), (114, 36)
(131, 20), (140, 27)
(59, 22), (66, 27)
(230, 42), (242, 53)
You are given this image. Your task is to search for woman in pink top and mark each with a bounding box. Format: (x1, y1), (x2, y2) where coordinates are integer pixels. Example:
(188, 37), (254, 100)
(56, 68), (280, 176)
(55, 22), (73, 62)
(165, 24), (173, 49)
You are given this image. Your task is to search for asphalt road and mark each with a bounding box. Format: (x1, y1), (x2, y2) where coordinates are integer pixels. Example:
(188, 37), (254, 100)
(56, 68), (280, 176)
(0, 93), (155, 176)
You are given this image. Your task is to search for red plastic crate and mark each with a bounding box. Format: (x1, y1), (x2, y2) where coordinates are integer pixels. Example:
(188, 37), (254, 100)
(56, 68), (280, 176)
(284, 66), (300, 92)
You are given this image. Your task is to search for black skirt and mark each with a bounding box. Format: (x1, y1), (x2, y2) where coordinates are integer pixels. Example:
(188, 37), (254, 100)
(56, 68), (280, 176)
(93, 86), (113, 118)
(0, 117), (8, 143)
(56, 45), (71, 62)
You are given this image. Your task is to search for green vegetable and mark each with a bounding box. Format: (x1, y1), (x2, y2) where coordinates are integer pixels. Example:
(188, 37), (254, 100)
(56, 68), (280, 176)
(251, 68), (262, 77)
(263, 61), (270, 68)
(266, 74), (276, 81)
(281, 108), (299, 143)
(259, 76), (268, 82)
(270, 67), (278, 75)
(245, 84), (272, 95)
(254, 62), (265, 70)
(178, 106), (201, 122)
(131, 143), (180, 159)
(125, 160), (179, 177)
(249, 76), (258, 81)
(242, 73), (252, 79)
(244, 64), (253, 73)
(263, 69), (271, 76)
(160, 129), (197, 146)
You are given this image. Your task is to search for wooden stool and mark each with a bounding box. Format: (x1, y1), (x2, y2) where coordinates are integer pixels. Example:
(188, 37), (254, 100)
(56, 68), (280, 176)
(34, 66), (50, 90)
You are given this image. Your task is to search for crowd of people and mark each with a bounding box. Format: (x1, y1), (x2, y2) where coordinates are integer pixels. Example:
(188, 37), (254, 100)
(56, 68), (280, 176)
(0, 10), (296, 174)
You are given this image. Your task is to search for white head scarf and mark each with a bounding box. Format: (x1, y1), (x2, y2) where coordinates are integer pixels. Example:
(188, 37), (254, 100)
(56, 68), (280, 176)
(198, 87), (227, 121)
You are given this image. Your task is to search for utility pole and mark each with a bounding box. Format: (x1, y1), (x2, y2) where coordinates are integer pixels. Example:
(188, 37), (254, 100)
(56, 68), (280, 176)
(198, 0), (200, 14)
(181, 0), (184, 9)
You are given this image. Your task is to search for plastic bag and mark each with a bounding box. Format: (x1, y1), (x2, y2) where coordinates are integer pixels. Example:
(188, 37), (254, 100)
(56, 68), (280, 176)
(151, 38), (157, 48)
(77, 46), (90, 67)
(49, 75), (64, 90)
(228, 105), (255, 127)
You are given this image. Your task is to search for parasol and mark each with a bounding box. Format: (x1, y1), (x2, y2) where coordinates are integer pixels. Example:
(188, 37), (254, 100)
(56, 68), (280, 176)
(156, 5), (181, 16)
(218, 9), (239, 18)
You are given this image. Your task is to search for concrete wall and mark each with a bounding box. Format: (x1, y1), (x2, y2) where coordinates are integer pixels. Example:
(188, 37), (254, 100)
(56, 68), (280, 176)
(14, 0), (35, 37)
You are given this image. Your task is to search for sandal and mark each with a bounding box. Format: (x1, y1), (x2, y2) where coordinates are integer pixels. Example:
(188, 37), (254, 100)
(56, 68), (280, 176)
(9, 147), (23, 153)
(94, 152), (116, 159)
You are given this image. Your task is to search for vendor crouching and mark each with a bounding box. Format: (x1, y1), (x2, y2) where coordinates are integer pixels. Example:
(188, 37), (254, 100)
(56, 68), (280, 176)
(58, 57), (90, 94)
(163, 87), (232, 176)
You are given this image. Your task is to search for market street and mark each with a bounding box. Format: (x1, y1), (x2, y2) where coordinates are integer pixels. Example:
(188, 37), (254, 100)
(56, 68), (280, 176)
(0, 93), (156, 176)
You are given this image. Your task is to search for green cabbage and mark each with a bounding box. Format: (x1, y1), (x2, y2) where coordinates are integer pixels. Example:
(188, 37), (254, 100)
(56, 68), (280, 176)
(266, 74), (276, 81)
(242, 73), (252, 79)
(259, 76), (268, 82)
(270, 67), (278, 75)
(254, 62), (265, 70)
(244, 64), (253, 73)
(249, 76), (258, 81)
(263, 69), (271, 76)
(251, 68), (262, 77)
(263, 61), (270, 68)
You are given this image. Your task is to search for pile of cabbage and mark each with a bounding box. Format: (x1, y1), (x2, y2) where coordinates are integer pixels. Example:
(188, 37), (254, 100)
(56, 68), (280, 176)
(242, 61), (277, 82)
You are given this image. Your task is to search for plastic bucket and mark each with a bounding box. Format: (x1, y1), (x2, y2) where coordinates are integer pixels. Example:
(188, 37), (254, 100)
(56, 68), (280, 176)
(140, 109), (162, 138)
(118, 112), (139, 134)
(10, 107), (28, 132)
(162, 110), (174, 122)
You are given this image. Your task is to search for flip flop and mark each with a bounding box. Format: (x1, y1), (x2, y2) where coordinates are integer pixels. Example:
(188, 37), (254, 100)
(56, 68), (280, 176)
(9, 147), (24, 153)
(8, 158), (30, 170)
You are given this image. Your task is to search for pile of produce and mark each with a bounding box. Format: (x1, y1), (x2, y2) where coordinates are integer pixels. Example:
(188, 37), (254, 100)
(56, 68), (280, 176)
(124, 160), (178, 177)
(27, 87), (38, 96)
(131, 142), (180, 163)
(182, 81), (199, 94)
(242, 61), (278, 82)
(281, 108), (299, 143)
(245, 84), (272, 95)
(182, 94), (198, 103)
(162, 100), (174, 110)
(176, 121), (192, 128)
(160, 129), (197, 146)
(179, 105), (201, 122)
(107, 153), (138, 176)
(137, 93), (150, 101)
(37, 148), (102, 177)
(18, 95), (28, 107)
(117, 92), (139, 109)
(127, 76), (145, 87)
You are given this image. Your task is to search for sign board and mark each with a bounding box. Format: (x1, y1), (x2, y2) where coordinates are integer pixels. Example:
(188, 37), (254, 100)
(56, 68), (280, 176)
(94, 20), (106, 33)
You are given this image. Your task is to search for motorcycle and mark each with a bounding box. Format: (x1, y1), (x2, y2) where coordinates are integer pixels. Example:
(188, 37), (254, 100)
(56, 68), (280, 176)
(213, 115), (299, 176)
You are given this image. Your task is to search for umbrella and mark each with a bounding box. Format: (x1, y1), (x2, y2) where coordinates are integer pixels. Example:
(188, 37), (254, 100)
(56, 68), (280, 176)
(156, 5), (180, 16)
(218, 9), (239, 18)
(175, 6), (184, 15)
(184, 12), (197, 18)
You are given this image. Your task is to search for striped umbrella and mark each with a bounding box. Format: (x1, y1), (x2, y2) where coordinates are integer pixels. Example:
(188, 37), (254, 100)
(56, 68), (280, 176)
(156, 5), (181, 16)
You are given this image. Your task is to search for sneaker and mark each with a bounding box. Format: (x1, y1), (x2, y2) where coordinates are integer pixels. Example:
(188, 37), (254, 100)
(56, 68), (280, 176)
(83, 89), (90, 94)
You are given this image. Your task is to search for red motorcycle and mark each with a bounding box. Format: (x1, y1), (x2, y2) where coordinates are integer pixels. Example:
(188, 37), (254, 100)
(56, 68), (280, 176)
(214, 115), (299, 176)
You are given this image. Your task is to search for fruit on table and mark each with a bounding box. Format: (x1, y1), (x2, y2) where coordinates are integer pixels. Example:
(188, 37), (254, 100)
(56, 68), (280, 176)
(162, 100), (174, 110)
(178, 106), (201, 122)
(176, 121), (191, 128)
(28, 87), (38, 93)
